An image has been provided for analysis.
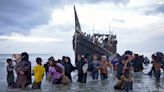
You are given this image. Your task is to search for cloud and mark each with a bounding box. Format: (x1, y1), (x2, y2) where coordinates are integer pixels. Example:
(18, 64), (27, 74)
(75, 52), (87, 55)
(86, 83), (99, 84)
(0, 34), (62, 43)
(0, 0), (131, 35)
(135, 4), (164, 15)
(70, 0), (129, 5)
(125, 0), (164, 15)
(0, 25), (73, 54)
(115, 18), (164, 55)
(156, 4), (164, 13)
(0, 0), (61, 35)
(0, 0), (163, 57)
(1, 0), (160, 34)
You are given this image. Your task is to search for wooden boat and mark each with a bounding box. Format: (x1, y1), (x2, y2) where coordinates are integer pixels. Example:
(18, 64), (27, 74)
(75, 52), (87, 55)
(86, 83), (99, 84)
(73, 6), (117, 59)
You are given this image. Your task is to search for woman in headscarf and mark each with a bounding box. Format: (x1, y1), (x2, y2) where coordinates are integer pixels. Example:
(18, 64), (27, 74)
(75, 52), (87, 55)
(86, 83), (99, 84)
(63, 57), (75, 81)
(15, 52), (32, 88)
(48, 57), (64, 84)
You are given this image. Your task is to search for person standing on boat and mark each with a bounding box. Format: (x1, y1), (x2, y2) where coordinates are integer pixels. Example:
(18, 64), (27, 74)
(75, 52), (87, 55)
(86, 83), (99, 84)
(99, 55), (112, 81)
(90, 55), (100, 80)
(76, 55), (88, 83)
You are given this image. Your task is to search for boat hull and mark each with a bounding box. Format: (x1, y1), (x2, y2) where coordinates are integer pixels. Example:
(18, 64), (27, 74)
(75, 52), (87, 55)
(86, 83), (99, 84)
(73, 33), (112, 59)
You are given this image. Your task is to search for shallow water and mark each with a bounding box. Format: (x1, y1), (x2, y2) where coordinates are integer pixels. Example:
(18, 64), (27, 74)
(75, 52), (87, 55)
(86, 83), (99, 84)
(1, 65), (164, 92)
(0, 54), (164, 92)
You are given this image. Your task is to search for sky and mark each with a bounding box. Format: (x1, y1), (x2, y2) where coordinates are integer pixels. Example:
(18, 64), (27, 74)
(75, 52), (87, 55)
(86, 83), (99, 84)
(0, 0), (164, 58)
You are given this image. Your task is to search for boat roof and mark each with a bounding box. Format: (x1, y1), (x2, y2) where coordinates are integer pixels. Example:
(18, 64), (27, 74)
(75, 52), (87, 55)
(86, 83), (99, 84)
(93, 33), (115, 37)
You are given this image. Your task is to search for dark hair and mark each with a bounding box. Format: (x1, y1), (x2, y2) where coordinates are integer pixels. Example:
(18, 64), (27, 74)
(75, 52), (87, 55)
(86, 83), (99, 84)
(75, 55), (81, 62)
(64, 57), (71, 63)
(62, 56), (66, 61)
(48, 56), (57, 66)
(122, 55), (129, 61)
(48, 57), (51, 61)
(156, 52), (164, 62)
(21, 52), (29, 61)
(57, 59), (62, 63)
(48, 56), (55, 61)
(7, 58), (12, 63)
(36, 57), (42, 65)
(116, 53), (121, 58)
(134, 54), (139, 57)
(124, 50), (133, 56)
(91, 54), (98, 61)
(48, 58), (51, 61)
(151, 54), (157, 61)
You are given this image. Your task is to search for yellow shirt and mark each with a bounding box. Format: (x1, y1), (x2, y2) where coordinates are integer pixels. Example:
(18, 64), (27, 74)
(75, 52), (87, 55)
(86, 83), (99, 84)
(33, 65), (45, 82)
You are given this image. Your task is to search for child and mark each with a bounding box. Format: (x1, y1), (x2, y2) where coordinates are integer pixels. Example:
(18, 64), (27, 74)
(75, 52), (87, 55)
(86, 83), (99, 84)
(6, 58), (15, 88)
(32, 57), (45, 89)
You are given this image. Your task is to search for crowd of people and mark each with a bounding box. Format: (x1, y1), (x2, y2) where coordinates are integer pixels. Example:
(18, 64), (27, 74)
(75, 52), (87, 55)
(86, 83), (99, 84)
(7, 52), (32, 88)
(5, 51), (164, 92)
(73, 32), (117, 53)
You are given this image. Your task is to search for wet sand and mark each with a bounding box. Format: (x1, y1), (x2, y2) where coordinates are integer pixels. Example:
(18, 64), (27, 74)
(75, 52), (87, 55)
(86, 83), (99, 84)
(1, 65), (164, 92)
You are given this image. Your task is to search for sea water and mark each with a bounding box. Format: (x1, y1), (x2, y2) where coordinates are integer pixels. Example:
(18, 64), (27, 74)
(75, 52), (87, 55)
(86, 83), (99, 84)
(0, 54), (164, 92)
(0, 54), (75, 82)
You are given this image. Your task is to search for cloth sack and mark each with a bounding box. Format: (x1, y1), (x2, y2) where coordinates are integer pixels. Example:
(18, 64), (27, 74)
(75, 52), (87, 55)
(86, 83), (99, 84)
(61, 75), (71, 85)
